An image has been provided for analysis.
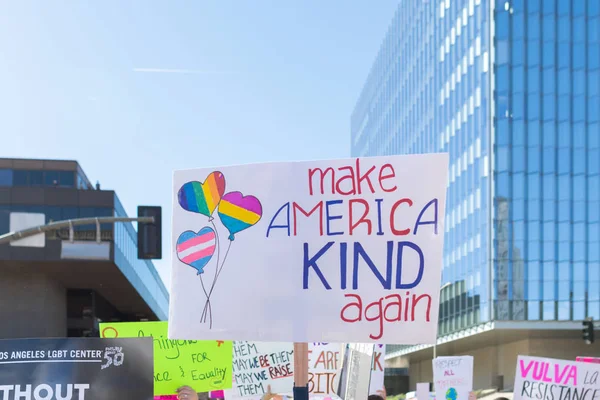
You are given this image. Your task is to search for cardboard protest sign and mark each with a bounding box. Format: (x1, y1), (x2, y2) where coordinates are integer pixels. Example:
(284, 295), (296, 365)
(514, 355), (600, 400)
(432, 356), (473, 400)
(369, 344), (386, 394)
(0, 337), (153, 399)
(100, 321), (232, 395)
(309, 343), (342, 396)
(170, 154), (448, 344)
(225, 341), (294, 398)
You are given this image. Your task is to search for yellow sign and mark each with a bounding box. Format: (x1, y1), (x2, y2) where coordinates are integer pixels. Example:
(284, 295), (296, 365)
(100, 321), (232, 396)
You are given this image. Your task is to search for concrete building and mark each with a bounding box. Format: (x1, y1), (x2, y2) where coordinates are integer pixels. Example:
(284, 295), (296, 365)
(0, 157), (168, 338)
(351, 0), (600, 392)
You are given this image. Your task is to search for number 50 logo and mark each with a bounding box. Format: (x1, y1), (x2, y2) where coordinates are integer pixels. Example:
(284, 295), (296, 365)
(101, 346), (124, 370)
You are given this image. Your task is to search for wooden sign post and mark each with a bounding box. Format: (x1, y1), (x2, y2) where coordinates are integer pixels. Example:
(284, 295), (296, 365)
(293, 343), (309, 400)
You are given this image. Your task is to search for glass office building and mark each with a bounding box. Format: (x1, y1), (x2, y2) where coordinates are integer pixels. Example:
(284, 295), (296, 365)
(351, 0), (600, 343)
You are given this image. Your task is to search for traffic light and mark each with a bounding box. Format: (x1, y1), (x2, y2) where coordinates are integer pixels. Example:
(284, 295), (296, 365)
(137, 206), (162, 260)
(582, 317), (594, 345)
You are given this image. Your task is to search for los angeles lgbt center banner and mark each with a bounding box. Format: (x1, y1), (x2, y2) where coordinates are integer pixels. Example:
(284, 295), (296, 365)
(0, 337), (153, 399)
(169, 154), (448, 344)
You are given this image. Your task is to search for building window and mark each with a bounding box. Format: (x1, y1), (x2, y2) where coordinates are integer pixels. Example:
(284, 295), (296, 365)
(0, 169), (12, 187)
(8, 169), (76, 188)
(44, 171), (60, 186)
(13, 170), (30, 186)
(59, 171), (75, 187)
(30, 171), (44, 186)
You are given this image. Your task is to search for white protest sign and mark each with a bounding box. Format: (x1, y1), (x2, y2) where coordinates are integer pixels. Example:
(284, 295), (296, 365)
(432, 356), (473, 400)
(369, 344), (386, 394)
(309, 343), (343, 396)
(226, 341), (294, 398)
(514, 355), (600, 400)
(169, 154), (448, 343)
(416, 383), (430, 400)
(338, 344), (374, 400)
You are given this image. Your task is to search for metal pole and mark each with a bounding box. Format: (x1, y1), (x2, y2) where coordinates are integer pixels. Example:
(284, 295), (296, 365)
(95, 218), (101, 244)
(68, 220), (74, 243)
(0, 216), (155, 245)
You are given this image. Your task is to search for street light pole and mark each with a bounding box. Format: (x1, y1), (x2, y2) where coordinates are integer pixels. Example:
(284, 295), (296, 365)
(434, 282), (451, 361)
(0, 216), (155, 245)
(431, 283), (451, 392)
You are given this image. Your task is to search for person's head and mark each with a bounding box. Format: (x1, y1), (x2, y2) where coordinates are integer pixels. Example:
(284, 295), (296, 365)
(369, 395), (385, 400)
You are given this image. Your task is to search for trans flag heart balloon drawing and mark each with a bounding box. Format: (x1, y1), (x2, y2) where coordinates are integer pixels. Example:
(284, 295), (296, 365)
(176, 227), (217, 275)
(178, 172), (226, 219)
(217, 191), (263, 240)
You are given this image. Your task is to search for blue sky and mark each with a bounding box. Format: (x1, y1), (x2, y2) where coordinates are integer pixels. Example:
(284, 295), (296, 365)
(0, 1), (398, 287)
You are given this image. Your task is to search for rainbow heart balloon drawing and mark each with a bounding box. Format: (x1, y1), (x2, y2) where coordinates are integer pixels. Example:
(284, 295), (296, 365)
(176, 171), (263, 329)
(218, 191), (263, 240)
(176, 227), (217, 275)
(178, 171), (226, 219)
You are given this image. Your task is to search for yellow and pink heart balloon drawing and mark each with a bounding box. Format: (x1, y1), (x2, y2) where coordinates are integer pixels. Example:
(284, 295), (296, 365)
(176, 171), (262, 329)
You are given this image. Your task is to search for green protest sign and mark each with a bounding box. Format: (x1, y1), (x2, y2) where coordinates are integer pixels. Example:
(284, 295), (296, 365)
(100, 321), (232, 396)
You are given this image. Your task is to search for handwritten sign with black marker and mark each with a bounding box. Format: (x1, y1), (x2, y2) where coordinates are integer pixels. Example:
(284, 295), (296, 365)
(226, 341), (294, 398)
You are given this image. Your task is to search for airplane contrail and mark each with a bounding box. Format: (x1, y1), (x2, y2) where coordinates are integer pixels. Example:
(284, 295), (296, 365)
(132, 68), (237, 74)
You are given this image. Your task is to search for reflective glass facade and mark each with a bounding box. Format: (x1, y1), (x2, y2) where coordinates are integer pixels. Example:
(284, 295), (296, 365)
(494, 0), (600, 323)
(351, 0), (599, 337)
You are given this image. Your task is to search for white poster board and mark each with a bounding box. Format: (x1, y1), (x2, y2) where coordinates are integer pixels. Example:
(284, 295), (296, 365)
(169, 154), (448, 343)
(225, 341), (294, 399)
(514, 355), (600, 400)
(416, 383), (430, 400)
(369, 344), (386, 394)
(338, 344), (374, 400)
(309, 343), (343, 397)
(432, 356), (473, 400)
(225, 342), (344, 400)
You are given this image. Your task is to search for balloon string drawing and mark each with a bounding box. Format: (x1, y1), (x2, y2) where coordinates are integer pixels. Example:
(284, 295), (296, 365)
(201, 218), (221, 324)
(176, 171), (263, 329)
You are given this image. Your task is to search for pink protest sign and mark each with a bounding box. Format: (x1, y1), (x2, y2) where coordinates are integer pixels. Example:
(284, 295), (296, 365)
(155, 392), (224, 400)
(514, 355), (600, 400)
(577, 357), (600, 364)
